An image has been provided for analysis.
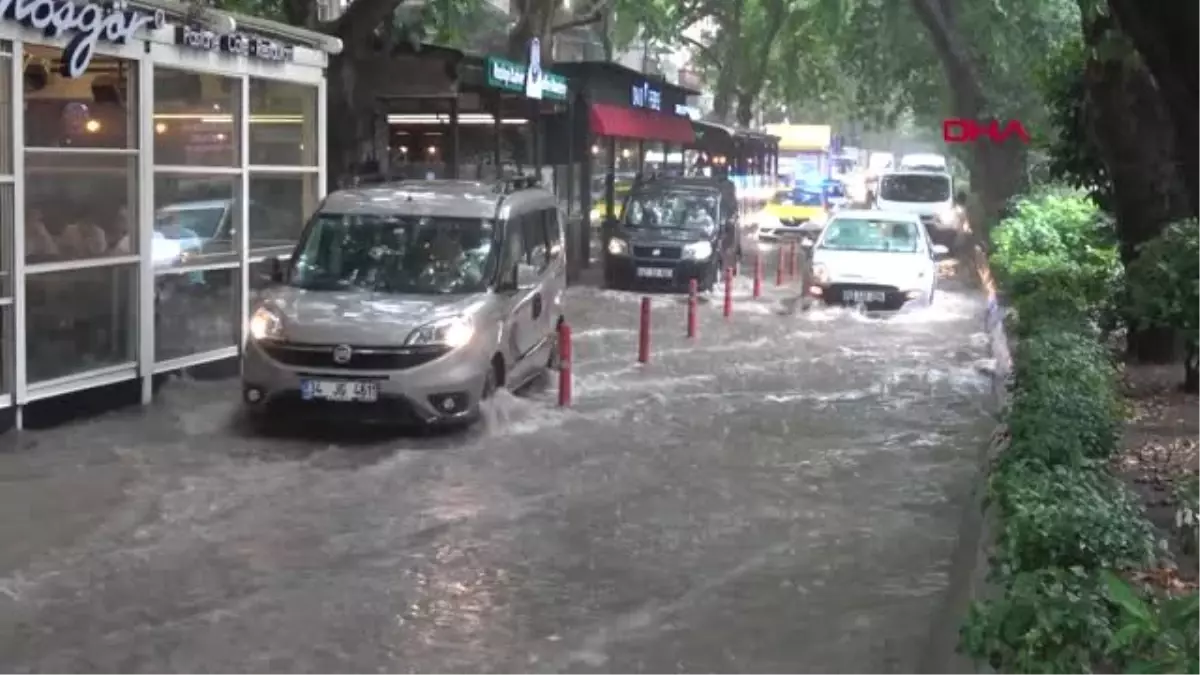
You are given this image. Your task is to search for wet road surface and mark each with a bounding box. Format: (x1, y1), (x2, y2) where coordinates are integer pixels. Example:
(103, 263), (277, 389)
(0, 253), (995, 673)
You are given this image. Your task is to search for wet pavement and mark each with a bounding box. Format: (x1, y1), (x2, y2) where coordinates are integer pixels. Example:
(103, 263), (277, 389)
(0, 247), (995, 673)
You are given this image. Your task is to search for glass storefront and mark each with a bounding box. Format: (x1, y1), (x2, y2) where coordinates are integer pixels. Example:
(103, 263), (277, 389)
(0, 13), (328, 421)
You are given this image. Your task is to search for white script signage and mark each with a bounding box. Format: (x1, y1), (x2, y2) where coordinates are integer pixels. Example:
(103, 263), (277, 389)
(0, 0), (165, 78)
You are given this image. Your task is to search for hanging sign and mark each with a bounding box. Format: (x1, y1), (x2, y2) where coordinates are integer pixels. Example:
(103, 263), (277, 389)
(631, 81), (661, 111)
(1, 0), (165, 78)
(176, 24), (294, 62)
(524, 37), (543, 100)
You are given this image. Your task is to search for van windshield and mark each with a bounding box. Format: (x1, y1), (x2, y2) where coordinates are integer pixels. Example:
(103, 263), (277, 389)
(289, 213), (496, 294)
(879, 174), (951, 202)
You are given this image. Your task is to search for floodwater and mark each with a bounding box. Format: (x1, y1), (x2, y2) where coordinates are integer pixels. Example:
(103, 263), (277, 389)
(0, 251), (995, 673)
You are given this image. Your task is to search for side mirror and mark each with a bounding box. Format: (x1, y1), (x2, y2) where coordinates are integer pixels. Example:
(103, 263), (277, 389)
(267, 256), (284, 283)
(932, 244), (950, 258)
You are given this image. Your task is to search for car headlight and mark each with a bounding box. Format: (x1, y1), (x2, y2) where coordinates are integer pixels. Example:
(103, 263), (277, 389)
(249, 306), (284, 341)
(406, 315), (474, 348)
(937, 205), (958, 224)
(812, 263), (830, 284)
(607, 237), (629, 256)
(682, 241), (713, 260)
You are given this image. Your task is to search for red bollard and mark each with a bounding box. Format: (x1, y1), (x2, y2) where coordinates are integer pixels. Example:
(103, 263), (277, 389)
(776, 246), (785, 287)
(638, 296), (651, 363)
(557, 320), (572, 407)
(752, 253), (763, 299)
(723, 266), (733, 318)
(787, 242), (797, 280)
(687, 278), (698, 339)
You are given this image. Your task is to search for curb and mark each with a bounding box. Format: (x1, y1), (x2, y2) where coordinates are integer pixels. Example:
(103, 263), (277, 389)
(919, 237), (1011, 673)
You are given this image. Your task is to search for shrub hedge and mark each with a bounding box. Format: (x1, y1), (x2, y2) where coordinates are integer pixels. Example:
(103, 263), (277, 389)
(958, 188), (1199, 674)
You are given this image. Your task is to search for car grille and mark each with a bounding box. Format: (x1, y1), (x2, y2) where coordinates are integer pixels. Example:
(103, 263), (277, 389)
(261, 342), (450, 370)
(632, 245), (682, 260)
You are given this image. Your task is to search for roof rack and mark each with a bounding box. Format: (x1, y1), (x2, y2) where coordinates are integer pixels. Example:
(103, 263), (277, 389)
(493, 175), (541, 194)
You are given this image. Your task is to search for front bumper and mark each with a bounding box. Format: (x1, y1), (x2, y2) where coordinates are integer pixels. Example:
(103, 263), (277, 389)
(806, 282), (924, 311)
(241, 337), (490, 425)
(605, 253), (714, 289)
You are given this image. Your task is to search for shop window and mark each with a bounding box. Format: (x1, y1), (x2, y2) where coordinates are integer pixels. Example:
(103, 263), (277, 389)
(24, 46), (137, 150)
(152, 174), (240, 267)
(24, 154), (138, 264)
(249, 78), (317, 167)
(155, 267), (238, 361)
(248, 174), (318, 254)
(153, 68), (240, 167)
(25, 264), (136, 383)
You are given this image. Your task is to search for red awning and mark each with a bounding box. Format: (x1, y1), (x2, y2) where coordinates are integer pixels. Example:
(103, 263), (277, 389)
(589, 103), (695, 144)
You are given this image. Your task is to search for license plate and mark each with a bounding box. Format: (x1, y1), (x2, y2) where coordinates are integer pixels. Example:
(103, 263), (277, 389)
(845, 290), (886, 303)
(637, 267), (673, 279)
(301, 379), (379, 402)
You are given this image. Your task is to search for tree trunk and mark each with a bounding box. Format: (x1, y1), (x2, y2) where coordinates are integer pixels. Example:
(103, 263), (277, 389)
(507, 0), (556, 61)
(735, 92), (755, 127)
(1080, 15), (1191, 362)
(1105, 0), (1199, 217)
(907, 0), (1026, 233)
(326, 51), (380, 190)
(1184, 342), (1198, 393)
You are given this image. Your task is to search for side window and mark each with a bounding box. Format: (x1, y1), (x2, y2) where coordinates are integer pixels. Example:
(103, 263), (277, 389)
(500, 216), (524, 283)
(544, 208), (563, 256)
(521, 209), (551, 273)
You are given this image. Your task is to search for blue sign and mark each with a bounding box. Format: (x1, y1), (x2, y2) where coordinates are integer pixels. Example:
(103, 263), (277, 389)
(631, 81), (662, 111)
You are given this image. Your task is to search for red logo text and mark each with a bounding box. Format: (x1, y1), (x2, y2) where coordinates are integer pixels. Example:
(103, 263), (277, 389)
(943, 119), (1030, 144)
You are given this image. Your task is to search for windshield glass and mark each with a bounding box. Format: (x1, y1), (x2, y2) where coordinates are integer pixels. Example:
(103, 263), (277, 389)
(879, 174), (951, 202)
(625, 191), (719, 230)
(155, 206), (225, 240)
(289, 213), (496, 294)
(819, 218), (922, 253)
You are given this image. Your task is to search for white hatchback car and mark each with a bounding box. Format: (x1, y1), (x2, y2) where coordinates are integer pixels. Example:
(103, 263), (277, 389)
(803, 210), (949, 310)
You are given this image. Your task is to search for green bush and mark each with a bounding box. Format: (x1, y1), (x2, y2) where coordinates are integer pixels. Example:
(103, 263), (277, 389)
(990, 187), (1121, 328)
(961, 567), (1115, 673)
(1103, 572), (1200, 674)
(991, 463), (1158, 576)
(1004, 327), (1122, 466)
(1126, 218), (1200, 391)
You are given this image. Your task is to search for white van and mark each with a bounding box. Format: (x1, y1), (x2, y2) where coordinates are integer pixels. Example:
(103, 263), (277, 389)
(874, 170), (960, 244)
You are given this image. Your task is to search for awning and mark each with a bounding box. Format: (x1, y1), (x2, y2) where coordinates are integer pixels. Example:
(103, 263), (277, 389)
(589, 103), (695, 144)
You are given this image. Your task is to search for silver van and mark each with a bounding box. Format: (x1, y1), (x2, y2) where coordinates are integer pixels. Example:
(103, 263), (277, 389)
(241, 178), (567, 428)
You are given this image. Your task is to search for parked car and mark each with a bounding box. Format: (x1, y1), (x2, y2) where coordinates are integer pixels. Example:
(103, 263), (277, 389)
(602, 175), (740, 291)
(241, 177), (567, 429)
(802, 209), (949, 311)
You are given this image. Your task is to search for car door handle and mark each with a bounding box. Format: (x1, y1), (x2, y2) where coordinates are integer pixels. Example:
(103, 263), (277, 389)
(531, 293), (543, 319)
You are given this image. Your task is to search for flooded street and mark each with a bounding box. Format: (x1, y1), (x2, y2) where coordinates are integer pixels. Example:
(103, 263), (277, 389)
(0, 256), (995, 673)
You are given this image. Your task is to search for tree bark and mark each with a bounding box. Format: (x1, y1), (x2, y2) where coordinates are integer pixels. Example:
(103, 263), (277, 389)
(1080, 14), (1191, 363)
(1105, 0), (1199, 217)
(907, 0), (1025, 234)
(708, 3), (742, 123)
(1184, 342), (1198, 393)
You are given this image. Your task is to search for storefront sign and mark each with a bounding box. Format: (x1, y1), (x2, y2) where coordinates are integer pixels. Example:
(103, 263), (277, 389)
(176, 24), (294, 62)
(674, 104), (699, 118)
(486, 56), (567, 101)
(1, 0), (166, 78)
(631, 81), (661, 111)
